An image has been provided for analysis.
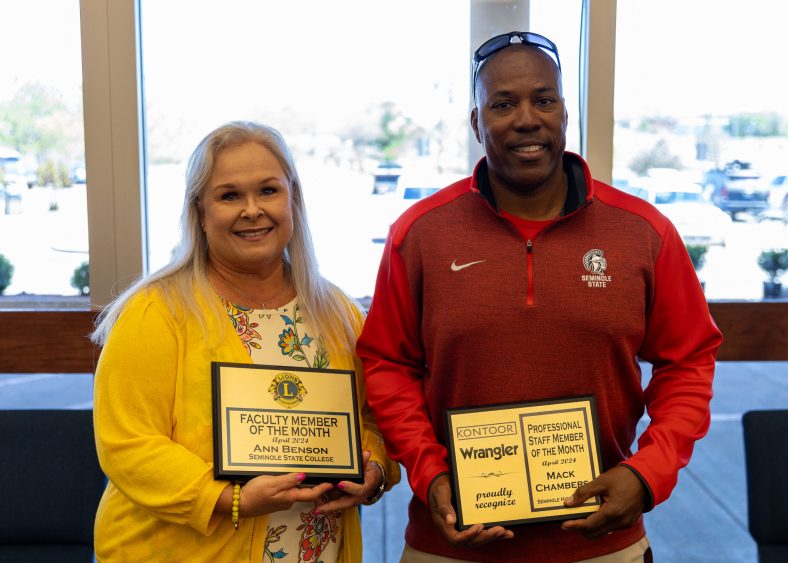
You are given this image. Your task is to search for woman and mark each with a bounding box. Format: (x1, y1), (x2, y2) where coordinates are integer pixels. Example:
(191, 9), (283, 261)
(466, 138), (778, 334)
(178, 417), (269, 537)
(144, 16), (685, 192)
(91, 121), (399, 562)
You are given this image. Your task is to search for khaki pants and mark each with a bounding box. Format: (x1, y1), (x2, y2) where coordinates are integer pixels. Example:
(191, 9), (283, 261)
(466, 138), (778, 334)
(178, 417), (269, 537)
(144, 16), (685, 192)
(400, 536), (651, 563)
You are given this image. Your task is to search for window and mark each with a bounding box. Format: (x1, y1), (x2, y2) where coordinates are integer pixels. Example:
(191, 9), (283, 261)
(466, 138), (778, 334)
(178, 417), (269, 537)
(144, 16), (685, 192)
(614, 0), (788, 300)
(0, 0), (89, 307)
(139, 0), (585, 300)
(140, 0), (472, 299)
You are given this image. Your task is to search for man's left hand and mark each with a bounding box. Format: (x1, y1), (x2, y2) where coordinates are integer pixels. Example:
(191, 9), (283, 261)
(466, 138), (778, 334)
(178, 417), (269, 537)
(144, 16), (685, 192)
(313, 450), (383, 513)
(560, 465), (647, 539)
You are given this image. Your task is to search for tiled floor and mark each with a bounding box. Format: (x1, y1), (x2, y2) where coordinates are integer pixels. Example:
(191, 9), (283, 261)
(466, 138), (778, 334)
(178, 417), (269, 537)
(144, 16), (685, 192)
(360, 362), (788, 562)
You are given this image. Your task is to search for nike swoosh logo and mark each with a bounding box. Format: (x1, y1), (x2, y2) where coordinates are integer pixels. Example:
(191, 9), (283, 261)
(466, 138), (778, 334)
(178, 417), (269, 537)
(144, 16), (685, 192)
(451, 259), (486, 272)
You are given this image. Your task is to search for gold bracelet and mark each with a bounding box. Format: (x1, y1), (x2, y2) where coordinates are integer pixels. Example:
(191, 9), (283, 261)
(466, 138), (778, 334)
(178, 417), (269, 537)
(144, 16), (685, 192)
(363, 461), (386, 506)
(231, 482), (241, 530)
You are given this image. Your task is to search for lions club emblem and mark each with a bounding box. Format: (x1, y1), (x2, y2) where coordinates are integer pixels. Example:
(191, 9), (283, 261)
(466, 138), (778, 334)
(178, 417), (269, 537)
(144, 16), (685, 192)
(582, 249), (608, 275)
(268, 372), (307, 409)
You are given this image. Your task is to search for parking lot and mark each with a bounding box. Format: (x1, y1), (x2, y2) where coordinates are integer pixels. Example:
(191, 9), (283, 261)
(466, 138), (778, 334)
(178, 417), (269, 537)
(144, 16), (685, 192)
(0, 160), (786, 302)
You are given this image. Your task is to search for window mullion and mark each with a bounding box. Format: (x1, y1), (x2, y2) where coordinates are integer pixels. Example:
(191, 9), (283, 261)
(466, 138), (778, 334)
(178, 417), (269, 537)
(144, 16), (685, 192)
(80, 0), (145, 307)
(582, 0), (616, 184)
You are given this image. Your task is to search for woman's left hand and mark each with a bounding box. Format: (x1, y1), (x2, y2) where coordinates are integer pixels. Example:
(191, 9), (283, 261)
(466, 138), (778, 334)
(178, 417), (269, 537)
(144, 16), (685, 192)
(313, 450), (384, 513)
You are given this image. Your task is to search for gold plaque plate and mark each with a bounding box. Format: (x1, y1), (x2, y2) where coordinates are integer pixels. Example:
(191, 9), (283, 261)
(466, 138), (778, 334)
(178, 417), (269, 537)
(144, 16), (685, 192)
(212, 362), (363, 483)
(445, 396), (602, 528)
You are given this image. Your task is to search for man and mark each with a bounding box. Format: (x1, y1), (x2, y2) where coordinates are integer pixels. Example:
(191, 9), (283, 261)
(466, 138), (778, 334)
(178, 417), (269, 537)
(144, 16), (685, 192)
(357, 31), (722, 562)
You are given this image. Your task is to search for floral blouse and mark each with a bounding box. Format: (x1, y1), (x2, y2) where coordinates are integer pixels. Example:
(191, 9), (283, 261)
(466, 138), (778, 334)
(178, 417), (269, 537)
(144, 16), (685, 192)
(223, 298), (341, 563)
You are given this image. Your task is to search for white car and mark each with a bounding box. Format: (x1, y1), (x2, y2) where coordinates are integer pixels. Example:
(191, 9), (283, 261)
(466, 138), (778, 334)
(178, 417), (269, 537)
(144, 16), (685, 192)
(767, 174), (787, 212)
(370, 171), (465, 243)
(1, 149), (29, 195)
(371, 161), (403, 194)
(645, 183), (732, 247)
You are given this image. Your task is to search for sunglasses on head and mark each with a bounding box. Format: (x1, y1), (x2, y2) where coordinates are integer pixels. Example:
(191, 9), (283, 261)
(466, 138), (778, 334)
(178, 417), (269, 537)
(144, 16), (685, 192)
(472, 31), (562, 88)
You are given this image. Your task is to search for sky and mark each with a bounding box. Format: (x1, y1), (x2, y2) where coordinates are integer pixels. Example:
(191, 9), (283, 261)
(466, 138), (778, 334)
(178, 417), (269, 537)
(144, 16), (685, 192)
(3, 0), (787, 120)
(0, 1), (83, 104)
(139, 0), (470, 134)
(613, 0), (788, 118)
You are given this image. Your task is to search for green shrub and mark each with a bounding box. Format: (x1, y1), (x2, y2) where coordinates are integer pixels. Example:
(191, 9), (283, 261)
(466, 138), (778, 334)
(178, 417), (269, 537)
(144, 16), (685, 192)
(757, 249), (788, 283)
(70, 261), (89, 295)
(629, 139), (682, 176)
(0, 254), (14, 294)
(686, 244), (709, 271)
(58, 162), (72, 187)
(38, 160), (57, 186)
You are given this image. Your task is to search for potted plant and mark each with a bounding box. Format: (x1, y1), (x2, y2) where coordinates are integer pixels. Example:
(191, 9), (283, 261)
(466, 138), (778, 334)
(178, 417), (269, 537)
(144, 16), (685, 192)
(757, 248), (788, 298)
(685, 244), (709, 290)
(0, 254), (14, 294)
(70, 261), (90, 296)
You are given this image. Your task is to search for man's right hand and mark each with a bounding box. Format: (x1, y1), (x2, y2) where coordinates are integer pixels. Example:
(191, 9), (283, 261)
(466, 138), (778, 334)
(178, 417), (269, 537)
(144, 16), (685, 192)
(427, 474), (514, 548)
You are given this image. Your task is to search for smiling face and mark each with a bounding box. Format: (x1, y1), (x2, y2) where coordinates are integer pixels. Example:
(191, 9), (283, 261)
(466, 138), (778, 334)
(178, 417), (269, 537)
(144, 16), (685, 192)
(199, 141), (293, 275)
(471, 45), (567, 199)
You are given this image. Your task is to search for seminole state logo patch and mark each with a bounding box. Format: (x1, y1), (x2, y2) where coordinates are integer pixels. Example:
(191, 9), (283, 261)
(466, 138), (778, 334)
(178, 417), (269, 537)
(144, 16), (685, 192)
(268, 372), (307, 408)
(581, 249), (613, 288)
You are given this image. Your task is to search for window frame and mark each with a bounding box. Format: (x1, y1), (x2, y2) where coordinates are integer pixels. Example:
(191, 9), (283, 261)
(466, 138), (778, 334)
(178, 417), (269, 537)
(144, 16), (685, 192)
(3, 0), (775, 371)
(80, 0), (147, 307)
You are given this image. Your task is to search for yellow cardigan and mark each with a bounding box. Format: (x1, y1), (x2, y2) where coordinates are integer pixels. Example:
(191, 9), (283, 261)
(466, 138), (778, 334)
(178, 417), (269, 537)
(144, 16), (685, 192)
(93, 286), (399, 562)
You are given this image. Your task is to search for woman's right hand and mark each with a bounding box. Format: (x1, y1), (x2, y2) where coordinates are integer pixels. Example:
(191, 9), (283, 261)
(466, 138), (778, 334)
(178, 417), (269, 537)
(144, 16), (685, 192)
(238, 472), (333, 516)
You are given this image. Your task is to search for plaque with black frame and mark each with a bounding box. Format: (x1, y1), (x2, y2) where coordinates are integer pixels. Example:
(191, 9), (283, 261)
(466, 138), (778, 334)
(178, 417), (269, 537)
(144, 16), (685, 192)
(444, 395), (603, 529)
(212, 362), (364, 485)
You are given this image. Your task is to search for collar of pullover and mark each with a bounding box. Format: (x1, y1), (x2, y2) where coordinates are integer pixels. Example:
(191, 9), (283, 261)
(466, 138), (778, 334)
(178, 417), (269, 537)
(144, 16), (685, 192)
(471, 151), (591, 217)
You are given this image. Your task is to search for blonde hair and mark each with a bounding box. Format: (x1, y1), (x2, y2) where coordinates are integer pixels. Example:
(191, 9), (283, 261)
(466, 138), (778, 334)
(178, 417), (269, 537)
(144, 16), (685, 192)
(92, 121), (358, 355)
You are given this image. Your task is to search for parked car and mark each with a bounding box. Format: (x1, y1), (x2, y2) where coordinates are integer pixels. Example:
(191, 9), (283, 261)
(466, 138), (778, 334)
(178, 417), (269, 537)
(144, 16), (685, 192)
(613, 178), (649, 201)
(0, 149), (29, 193)
(613, 171), (649, 200)
(645, 183), (732, 246)
(70, 163), (87, 184)
(703, 160), (770, 219)
(767, 174), (788, 211)
(371, 160), (403, 194)
(1, 149), (28, 213)
(748, 173), (788, 223)
(370, 171), (464, 243)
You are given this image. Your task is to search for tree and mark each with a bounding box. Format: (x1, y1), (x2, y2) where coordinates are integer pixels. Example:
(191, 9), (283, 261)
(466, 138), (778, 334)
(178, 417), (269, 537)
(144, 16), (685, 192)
(70, 262), (90, 296)
(0, 254), (14, 294)
(0, 82), (83, 166)
(686, 244), (709, 271)
(725, 112), (786, 137)
(336, 101), (421, 165)
(637, 115), (679, 134)
(376, 102), (418, 161)
(629, 139), (682, 176)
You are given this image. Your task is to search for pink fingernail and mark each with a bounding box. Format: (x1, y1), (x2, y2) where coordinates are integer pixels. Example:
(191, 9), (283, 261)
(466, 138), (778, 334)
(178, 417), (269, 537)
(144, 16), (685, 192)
(337, 482), (346, 490)
(296, 473), (306, 481)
